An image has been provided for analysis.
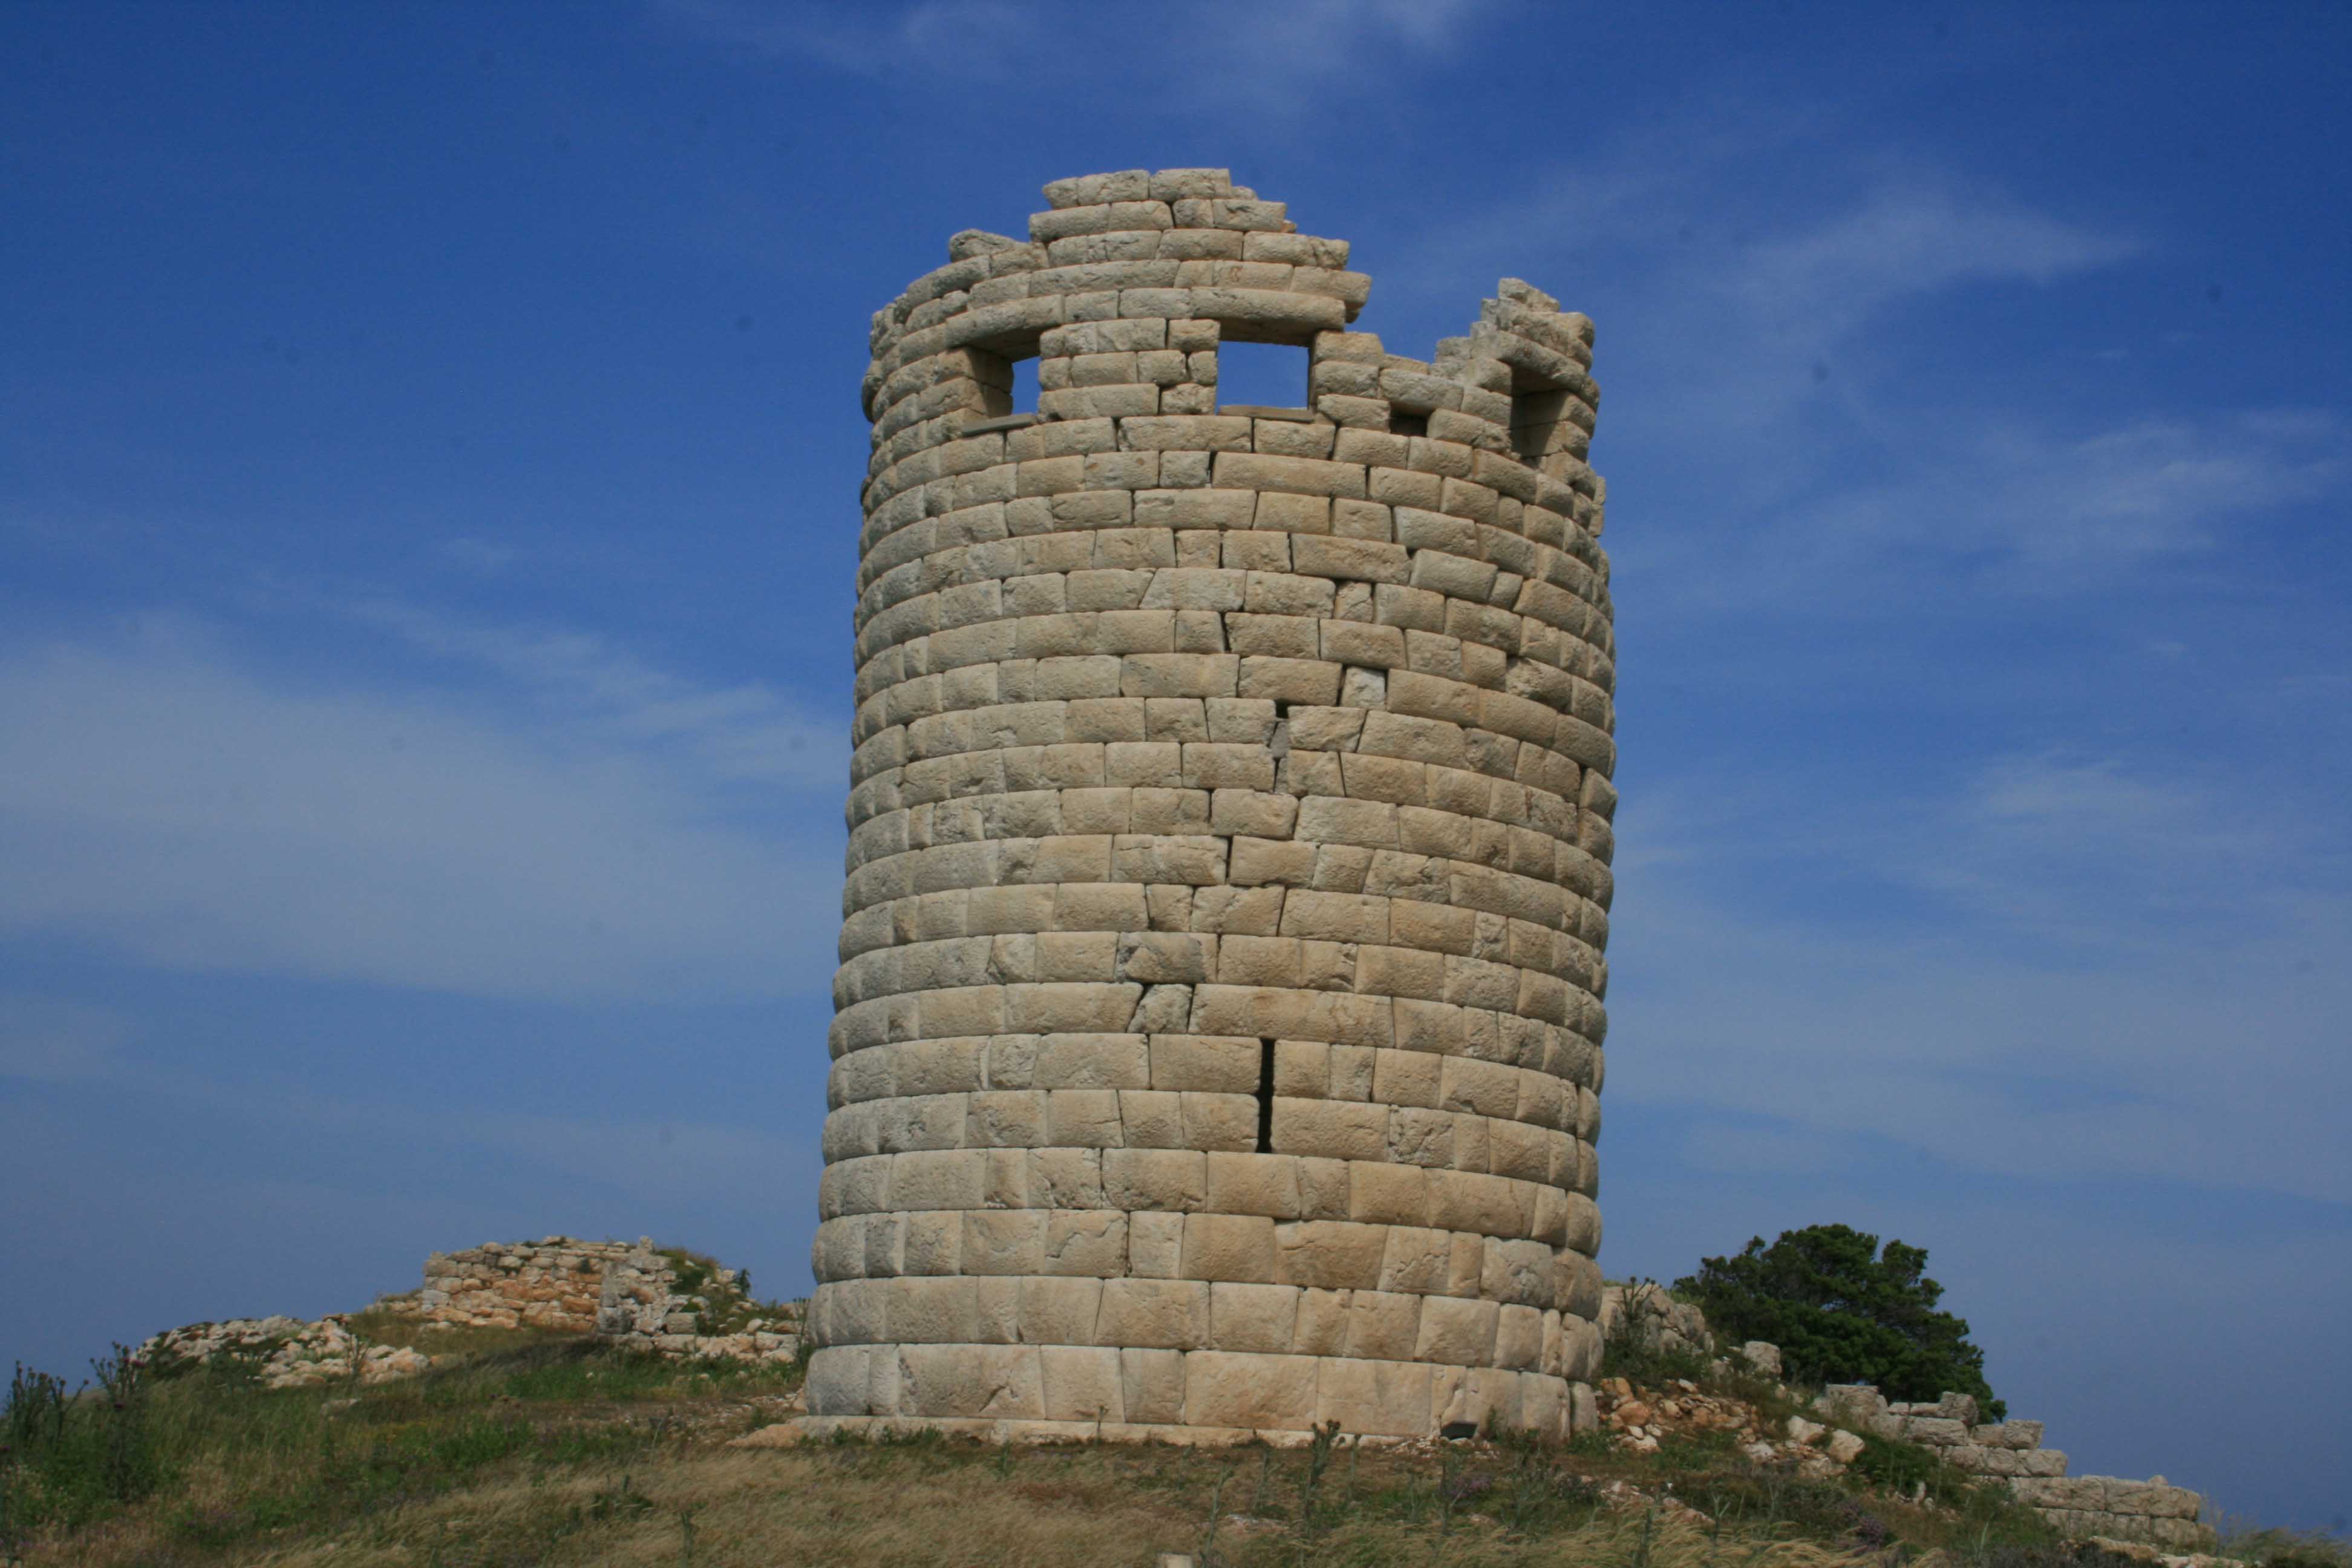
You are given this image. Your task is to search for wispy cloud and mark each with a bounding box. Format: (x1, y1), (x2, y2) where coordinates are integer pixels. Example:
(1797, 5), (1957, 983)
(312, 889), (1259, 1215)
(1400, 121), (2341, 595)
(1730, 180), (2138, 344)
(346, 598), (842, 788)
(1666, 407), (2352, 603)
(661, 0), (1037, 77)
(0, 615), (842, 1001)
(1612, 747), (2352, 1207)
(661, 0), (1498, 105)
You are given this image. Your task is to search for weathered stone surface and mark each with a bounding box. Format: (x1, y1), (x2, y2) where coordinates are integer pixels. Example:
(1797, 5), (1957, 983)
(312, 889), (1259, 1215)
(820, 169), (1618, 1439)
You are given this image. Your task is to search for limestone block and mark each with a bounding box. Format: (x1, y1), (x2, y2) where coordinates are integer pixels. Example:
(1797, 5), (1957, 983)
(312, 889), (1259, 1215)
(1181, 1212), (1279, 1282)
(1974, 1420), (2045, 1449)
(1042, 1208), (1128, 1276)
(961, 1209), (1048, 1275)
(1207, 1282), (1299, 1353)
(806, 1347), (870, 1416)
(1495, 1304), (1544, 1371)
(1097, 1278), (1210, 1348)
(1316, 1356), (1434, 1437)
(1027, 1344), (1123, 1422)
(1904, 1415), (1970, 1446)
(1206, 1151), (1303, 1218)
(1121, 1346), (1188, 1422)
(2013, 1477), (2105, 1512)
(901, 1212), (964, 1276)
(1180, 1091), (1258, 1150)
(1292, 1287), (1350, 1354)
(1104, 1148), (1207, 1210)
(1149, 1034), (1259, 1092)
(1269, 1219), (1387, 1290)
(1181, 1350), (1318, 1430)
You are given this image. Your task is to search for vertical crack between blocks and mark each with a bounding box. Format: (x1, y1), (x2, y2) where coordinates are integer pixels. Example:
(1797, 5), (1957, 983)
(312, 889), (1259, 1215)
(1255, 1037), (1277, 1154)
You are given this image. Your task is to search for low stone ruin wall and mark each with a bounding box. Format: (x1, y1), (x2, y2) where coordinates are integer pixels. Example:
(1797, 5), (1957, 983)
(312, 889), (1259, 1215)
(379, 1235), (802, 1366)
(1599, 1282), (2215, 1552)
(1598, 1282), (1713, 1358)
(1815, 1386), (2215, 1550)
(589, 1240), (802, 1366)
(384, 1236), (639, 1333)
(139, 1238), (806, 1391)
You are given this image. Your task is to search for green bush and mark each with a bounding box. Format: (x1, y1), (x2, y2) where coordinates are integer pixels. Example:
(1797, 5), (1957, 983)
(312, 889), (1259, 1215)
(1675, 1224), (2004, 1419)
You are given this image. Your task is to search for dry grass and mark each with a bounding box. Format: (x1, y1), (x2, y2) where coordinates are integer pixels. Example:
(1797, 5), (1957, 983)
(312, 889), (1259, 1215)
(22, 1437), (1901, 1568)
(4, 1336), (2110, 1568)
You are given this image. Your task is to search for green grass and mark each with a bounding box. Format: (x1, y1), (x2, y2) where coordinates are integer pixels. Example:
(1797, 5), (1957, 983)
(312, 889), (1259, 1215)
(1, 1336), (800, 1558)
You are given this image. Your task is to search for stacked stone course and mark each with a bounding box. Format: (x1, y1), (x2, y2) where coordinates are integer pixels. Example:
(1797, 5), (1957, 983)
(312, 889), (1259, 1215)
(808, 169), (1618, 1442)
(1816, 1387), (2216, 1552)
(394, 1236), (642, 1333)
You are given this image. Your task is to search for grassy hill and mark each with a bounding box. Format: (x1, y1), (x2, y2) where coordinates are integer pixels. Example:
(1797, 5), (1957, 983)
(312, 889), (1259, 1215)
(2, 1321), (2336, 1567)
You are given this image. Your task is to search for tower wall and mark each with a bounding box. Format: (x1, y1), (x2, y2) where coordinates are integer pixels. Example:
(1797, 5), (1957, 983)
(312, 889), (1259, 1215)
(809, 169), (1618, 1441)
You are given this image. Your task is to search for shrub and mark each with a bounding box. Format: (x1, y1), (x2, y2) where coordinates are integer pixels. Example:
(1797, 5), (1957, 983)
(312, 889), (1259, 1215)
(1675, 1224), (2004, 1419)
(2225, 1526), (2352, 1568)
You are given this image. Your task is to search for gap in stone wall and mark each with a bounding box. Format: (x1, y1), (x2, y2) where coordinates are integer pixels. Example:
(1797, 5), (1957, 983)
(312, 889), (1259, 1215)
(1216, 339), (1312, 410)
(1510, 381), (1573, 468)
(1254, 1038), (1276, 1154)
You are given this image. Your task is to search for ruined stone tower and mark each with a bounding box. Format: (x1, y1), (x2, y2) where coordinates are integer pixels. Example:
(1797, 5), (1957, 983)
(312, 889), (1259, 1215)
(809, 168), (1615, 1442)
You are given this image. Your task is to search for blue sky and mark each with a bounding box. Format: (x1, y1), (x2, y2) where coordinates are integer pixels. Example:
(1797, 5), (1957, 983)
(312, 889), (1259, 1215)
(3, 0), (2346, 1534)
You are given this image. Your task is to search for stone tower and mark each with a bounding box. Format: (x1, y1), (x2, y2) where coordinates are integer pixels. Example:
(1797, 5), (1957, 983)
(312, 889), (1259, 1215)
(809, 169), (1616, 1442)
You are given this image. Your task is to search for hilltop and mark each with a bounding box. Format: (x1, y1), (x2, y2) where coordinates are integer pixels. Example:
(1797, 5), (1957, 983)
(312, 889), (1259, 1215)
(7, 1244), (2339, 1568)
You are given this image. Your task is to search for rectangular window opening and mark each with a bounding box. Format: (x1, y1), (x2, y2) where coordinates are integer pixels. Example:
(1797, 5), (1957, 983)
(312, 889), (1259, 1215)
(1255, 1038), (1277, 1154)
(1217, 339), (1313, 413)
(970, 344), (1040, 419)
(1388, 409), (1429, 437)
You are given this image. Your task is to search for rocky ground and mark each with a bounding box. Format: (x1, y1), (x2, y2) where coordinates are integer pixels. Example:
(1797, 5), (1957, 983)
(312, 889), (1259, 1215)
(137, 1315), (433, 1390)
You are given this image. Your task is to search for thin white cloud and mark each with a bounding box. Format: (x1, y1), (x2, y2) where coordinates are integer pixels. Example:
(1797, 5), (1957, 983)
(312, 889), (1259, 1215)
(0, 617), (841, 1001)
(1445, 145), (2333, 593)
(1610, 749), (2352, 1207)
(434, 536), (521, 574)
(661, 0), (1498, 104)
(346, 598), (842, 788)
(662, 0), (1036, 76)
(1730, 181), (2138, 343)
(1753, 410), (2349, 586)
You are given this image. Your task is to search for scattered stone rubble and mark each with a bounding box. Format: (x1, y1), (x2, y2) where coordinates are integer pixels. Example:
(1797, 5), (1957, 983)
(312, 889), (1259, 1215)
(139, 1238), (805, 1389)
(139, 1315), (431, 1390)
